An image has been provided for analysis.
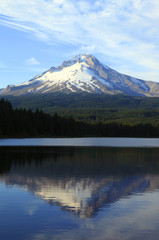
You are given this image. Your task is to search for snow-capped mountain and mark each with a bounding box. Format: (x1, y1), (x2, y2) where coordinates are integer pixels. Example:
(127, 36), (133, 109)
(1, 53), (159, 96)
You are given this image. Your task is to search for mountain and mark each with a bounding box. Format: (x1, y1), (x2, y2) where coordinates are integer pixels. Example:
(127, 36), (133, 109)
(1, 53), (159, 96)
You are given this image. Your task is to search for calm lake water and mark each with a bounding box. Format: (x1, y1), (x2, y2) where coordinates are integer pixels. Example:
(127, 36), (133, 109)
(1, 139), (159, 239)
(1, 137), (159, 147)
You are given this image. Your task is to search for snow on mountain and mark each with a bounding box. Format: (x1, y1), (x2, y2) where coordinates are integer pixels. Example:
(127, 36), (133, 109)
(1, 53), (159, 96)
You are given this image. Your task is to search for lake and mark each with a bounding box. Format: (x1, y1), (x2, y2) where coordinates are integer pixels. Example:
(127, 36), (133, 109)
(1, 138), (159, 239)
(1, 137), (159, 147)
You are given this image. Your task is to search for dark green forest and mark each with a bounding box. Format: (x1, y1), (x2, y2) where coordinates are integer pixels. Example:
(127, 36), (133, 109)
(1, 98), (159, 138)
(4, 93), (159, 124)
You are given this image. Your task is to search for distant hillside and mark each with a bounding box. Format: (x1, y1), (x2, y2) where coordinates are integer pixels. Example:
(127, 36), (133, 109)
(3, 93), (159, 110)
(3, 93), (159, 124)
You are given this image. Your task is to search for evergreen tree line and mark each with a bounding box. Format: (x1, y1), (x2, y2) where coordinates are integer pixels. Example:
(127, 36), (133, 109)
(0, 98), (159, 138)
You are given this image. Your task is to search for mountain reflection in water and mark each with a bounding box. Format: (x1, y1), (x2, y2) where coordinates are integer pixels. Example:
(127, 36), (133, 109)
(1, 147), (159, 219)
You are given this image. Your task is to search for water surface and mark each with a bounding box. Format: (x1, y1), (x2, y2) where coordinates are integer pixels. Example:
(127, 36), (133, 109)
(1, 146), (159, 240)
(1, 137), (159, 147)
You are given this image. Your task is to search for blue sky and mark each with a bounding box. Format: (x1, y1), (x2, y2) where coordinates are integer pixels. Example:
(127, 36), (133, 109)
(0, 0), (159, 88)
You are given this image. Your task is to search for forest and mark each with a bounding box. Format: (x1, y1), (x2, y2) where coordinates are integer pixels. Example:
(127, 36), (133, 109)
(1, 98), (159, 138)
(4, 93), (159, 125)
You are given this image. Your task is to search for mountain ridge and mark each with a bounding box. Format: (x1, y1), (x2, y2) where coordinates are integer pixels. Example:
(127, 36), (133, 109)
(1, 53), (159, 96)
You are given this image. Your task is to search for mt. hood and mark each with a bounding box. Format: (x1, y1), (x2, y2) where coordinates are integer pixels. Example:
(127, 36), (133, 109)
(1, 53), (159, 96)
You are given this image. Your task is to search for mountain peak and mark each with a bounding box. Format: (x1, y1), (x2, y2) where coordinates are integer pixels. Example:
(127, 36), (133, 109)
(1, 54), (159, 96)
(58, 53), (95, 69)
(73, 53), (93, 60)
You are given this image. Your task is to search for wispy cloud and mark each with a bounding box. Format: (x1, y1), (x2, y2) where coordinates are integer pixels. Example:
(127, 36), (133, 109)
(0, 0), (159, 81)
(26, 57), (40, 66)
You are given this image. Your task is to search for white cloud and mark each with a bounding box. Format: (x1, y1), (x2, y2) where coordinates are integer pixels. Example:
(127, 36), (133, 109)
(26, 57), (40, 66)
(0, 0), (159, 81)
(77, 1), (91, 13)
